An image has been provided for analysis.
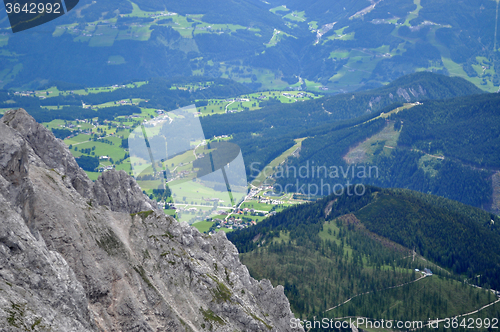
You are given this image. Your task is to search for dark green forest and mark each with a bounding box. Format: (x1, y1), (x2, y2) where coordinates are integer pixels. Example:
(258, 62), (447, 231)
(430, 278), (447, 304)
(229, 187), (500, 289)
(200, 72), (481, 175)
(75, 155), (99, 172)
(3, 72), (495, 211)
(2, 0), (498, 92)
(228, 186), (500, 322)
(271, 90), (500, 209)
(2, 0), (500, 329)
(0, 77), (251, 123)
(395, 93), (500, 168)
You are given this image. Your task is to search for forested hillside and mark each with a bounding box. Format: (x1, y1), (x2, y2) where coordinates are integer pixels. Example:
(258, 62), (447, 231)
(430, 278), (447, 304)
(2, 0), (500, 92)
(0, 77), (250, 123)
(272, 90), (500, 210)
(200, 72), (481, 176)
(228, 187), (500, 320)
(2, 0), (500, 329)
(396, 93), (500, 168)
(3, 71), (495, 211)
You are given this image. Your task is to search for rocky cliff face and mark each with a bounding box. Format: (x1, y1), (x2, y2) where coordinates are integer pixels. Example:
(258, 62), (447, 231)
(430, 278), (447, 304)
(0, 109), (302, 332)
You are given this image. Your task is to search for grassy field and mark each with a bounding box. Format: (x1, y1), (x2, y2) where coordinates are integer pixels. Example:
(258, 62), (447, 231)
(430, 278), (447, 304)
(164, 209), (177, 216)
(403, 0), (423, 27)
(27, 79), (319, 228)
(343, 122), (401, 164)
(270, 5), (290, 14)
(328, 53), (386, 92)
(107, 55), (126, 65)
(63, 133), (92, 144)
(325, 26), (355, 42)
(34, 82), (146, 98)
(192, 220), (214, 233)
(120, 1), (250, 40)
(283, 11), (307, 22)
(35, 78), (322, 118)
(0, 63), (22, 89)
(215, 227), (233, 233)
(329, 50), (350, 59)
(171, 181), (233, 206)
(240, 201), (275, 212)
(69, 138), (126, 161)
(14, 77), (394, 231)
(251, 137), (306, 187)
(267, 29), (295, 47)
(196, 90), (321, 116)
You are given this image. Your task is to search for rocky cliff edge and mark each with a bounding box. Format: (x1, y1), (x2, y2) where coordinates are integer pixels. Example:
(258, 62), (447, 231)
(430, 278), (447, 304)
(0, 108), (302, 332)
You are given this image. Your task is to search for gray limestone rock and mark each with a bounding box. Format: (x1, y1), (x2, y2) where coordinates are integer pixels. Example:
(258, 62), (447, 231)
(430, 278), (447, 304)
(0, 109), (302, 332)
(93, 169), (156, 214)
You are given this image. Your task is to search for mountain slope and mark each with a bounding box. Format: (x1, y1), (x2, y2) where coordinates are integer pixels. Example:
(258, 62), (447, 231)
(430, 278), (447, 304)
(272, 89), (499, 210)
(0, 108), (302, 331)
(395, 92), (500, 168)
(200, 72), (482, 176)
(228, 186), (500, 319)
(1, 0), (499, 92)
(230, 186), (500, 289)
(201, 72), (482, 139)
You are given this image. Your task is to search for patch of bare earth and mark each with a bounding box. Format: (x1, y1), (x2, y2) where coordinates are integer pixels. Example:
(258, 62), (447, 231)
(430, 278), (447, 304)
(343, 122), (400, 164)
(337, 214), (409, 253)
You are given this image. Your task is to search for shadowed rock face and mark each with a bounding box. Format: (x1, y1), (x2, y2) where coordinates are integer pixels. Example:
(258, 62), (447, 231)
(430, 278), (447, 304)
(0, 109), (302, 332)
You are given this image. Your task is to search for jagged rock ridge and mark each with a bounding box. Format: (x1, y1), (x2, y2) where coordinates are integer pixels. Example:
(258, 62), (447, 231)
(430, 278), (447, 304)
(0, 109), (302, 332)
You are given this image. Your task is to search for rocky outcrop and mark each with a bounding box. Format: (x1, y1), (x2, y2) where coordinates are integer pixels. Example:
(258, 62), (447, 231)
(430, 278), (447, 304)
(1, 109), (94, 200)
(396, 85), (427, 102)
(93, 170), (156, 214)
(396, 87), (412, 102)
(0, 109), (302, 332)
